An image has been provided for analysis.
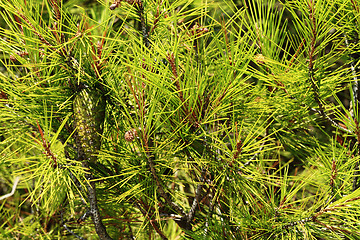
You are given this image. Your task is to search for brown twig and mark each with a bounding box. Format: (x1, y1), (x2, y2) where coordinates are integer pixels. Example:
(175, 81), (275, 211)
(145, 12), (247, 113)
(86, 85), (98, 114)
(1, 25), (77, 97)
(144, 143), (186, 216)
(49, 0), (61, 22)
(329, 159), (337, 195)
(313, 219), (353, 235)
(166, 52), (201, 128)
(17, 10), (51, 46)
(135, 201), (168, 240)
(221, 17), (232, 65)
(350, 0), (359, 14)
(34, 120), (57, 168)
(287, 38), (306, 71)
(13, 14), (24, 34)
(149, 0), (163, 35)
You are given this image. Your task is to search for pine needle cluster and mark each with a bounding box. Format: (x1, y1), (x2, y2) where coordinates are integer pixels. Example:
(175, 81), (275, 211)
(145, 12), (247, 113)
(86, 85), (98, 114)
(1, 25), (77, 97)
(1, 0), (360, 239)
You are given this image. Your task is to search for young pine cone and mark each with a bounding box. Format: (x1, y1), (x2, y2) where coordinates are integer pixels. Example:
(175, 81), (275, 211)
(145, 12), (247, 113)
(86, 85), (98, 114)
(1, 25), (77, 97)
(73, 88), (105, 162)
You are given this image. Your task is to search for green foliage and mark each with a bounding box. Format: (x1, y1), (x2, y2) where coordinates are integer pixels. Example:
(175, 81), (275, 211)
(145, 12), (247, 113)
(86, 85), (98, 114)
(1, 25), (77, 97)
(1, 0), (360, 239)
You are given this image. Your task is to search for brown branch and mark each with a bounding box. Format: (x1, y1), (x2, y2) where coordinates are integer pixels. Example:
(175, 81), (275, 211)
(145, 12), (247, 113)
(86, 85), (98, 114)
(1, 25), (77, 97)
(314, 196), (360, 220)
(313, 219), (353, 235)
(287, 38), (306, 71)
(49, 0), (61, 22)
(308, 0), (316, 71)
(310, 108), (352, 134)
(233, 140), (242, 160)
(221, 17), (232, 65)
(82, 161), (113, 240)
(13, 14), (23, 34)
(350, 0), (359, 14)
(141, 109), (185, 217)
(135, 201), (168, 240)
(166, 52), (198, 126)
(149, 0), (163, 35)
(144, 147), (186, 216)
(125, 67), (143, 114)
(329, 159), (337, 194)
(305, 1), (348, 137)
(17, 11), (51, 46)
(282, 217), (312, 229)
(35, 120), (57, 168)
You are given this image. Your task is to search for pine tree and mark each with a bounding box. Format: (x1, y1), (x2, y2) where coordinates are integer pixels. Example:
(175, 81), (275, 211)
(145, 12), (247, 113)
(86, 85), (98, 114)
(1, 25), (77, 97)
(1, 0), (360, 239)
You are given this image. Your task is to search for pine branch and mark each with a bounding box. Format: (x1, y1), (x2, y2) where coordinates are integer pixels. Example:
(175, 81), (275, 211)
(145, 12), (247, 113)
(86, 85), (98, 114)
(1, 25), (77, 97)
(83, 162), (113, 240)
(186, 169), (206, 226)
(144, 139), (186, 217)
(135, 201), (168, 240)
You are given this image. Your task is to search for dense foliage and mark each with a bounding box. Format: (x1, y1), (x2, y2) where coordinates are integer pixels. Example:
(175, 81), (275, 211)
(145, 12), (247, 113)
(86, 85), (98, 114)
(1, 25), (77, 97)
(1, 0), (360, 239)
